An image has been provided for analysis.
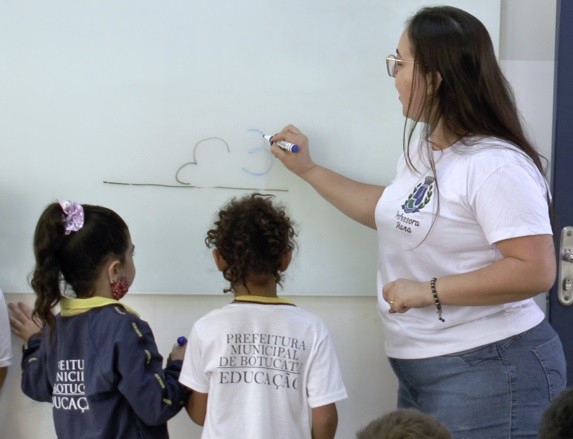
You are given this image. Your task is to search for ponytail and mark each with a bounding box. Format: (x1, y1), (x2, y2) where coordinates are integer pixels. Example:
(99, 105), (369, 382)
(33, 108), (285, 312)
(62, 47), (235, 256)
(30, 205), (67, 329)
(30, 202), (130, 329)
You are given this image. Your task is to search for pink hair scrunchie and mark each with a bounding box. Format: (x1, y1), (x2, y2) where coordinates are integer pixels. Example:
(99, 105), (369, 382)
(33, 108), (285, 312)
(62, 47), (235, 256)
(58, 199), (84, 235)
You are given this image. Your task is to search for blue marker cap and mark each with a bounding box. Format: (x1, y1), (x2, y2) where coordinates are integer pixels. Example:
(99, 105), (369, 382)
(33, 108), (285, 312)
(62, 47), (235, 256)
(177, 336), (187, 346)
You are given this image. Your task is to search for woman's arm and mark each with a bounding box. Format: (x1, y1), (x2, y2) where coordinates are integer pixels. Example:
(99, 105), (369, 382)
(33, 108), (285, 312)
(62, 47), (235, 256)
(383, 234), (556, 310)
(272, 125), (384, 229)
(440, 234), (555, 305)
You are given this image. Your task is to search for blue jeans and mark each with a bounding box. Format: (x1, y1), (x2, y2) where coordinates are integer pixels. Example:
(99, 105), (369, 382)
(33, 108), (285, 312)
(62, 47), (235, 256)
(389, 320), (566, 439)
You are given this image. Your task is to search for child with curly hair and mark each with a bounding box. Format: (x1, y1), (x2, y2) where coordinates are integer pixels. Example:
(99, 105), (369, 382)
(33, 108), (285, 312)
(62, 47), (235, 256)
(179, 193), (347, 439)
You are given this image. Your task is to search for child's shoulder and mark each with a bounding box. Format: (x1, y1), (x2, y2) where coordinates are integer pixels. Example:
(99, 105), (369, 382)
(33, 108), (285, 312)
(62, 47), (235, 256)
(90, 304), (144, 327)
(195, 303), (327, 328)
(87, 305), (153, 343)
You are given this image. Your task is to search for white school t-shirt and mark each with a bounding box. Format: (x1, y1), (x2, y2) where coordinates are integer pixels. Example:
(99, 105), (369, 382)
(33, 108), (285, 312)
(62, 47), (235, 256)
(375, 137), (550, 359)
(0, 289), (13, 367)
(179, 302), (347, 439)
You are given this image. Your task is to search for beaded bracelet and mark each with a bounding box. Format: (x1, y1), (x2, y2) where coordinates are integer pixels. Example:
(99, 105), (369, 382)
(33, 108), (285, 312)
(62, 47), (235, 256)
(430, 277), (445, 322)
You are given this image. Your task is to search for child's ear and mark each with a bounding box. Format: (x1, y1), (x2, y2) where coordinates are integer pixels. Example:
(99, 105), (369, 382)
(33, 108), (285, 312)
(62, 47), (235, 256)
(106, 259), (122, 283)
(279, 251), (292, 272)
(212, 250), (228, 272)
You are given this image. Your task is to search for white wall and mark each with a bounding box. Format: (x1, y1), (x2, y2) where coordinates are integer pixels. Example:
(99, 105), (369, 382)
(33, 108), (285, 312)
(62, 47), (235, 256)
(500, 0), (556, 166)
(500, 0), (557, 313)
(0, 1), (557, 438)
(0, 0), (498, 298)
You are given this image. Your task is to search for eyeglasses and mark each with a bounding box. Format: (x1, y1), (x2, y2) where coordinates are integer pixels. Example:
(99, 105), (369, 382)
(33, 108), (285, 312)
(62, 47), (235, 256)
(386, 54), (415, 78)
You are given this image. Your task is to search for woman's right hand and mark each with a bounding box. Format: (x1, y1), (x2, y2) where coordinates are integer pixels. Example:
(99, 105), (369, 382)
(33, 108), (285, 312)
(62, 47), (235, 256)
(8, 302), (43, 342)
(271, 124), (316, 178)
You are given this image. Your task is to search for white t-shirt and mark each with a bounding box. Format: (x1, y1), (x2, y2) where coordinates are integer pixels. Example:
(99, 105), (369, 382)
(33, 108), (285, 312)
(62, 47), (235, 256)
(180, 301), (347, 439)
(375, 137), (550, 359)
(0, 289), (13, 368)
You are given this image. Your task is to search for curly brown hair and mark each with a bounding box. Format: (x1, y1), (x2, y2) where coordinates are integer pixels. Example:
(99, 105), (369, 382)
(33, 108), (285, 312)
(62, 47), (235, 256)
(205, 193), (296, 294)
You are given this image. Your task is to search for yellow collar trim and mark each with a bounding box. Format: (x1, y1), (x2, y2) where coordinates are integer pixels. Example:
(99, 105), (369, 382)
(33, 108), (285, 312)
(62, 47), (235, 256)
(233, 295), (295, 306)
(60, 297), (139, 317)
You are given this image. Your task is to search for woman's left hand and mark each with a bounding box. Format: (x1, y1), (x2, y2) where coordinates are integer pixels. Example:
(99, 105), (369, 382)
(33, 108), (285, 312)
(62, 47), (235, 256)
(382, 278), (434, 313)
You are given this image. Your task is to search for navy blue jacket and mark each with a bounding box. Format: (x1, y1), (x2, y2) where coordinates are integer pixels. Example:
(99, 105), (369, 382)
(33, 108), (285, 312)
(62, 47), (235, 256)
(21, 304), (188, 439)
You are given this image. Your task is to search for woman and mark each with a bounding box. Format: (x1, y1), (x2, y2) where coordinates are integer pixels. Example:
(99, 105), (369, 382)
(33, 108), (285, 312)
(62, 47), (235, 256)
(272, 6), (566, 439)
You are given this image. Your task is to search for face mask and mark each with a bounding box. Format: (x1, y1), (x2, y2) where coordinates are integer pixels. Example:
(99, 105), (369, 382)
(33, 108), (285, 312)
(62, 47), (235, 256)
(110, 277), (129, 300)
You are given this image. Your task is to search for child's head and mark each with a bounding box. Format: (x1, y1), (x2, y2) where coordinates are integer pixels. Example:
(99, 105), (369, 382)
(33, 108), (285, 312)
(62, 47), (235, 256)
(205, 193), (296, 294)
(539, 388), (573, 438)
(31, 200), (133, 327)
(356, 408), (451, 439)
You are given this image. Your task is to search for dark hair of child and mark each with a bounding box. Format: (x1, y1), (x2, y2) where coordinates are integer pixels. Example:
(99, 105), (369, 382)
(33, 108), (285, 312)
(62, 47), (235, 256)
(538, 388), (573, 438)
(356, 408), (452, 439)
(205, 193), (296, 293)
(31, 203), (129, 329)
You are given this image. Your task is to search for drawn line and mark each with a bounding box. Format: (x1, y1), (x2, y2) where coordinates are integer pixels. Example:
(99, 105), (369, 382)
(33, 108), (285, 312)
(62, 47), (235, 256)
(103, 134), (286, 191)
(242, 145), (273, 176)
(247, 128), (265, 136)
(244, 129), (274, 176)
(175, 137), (230, 185)
(103, 181), (288, 192)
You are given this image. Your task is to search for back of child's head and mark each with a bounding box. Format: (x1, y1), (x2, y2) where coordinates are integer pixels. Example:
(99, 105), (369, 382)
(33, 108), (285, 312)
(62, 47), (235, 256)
(205, 193), (296, 293)
(539, 388), (573, 439)
(356, 408), (452, 439)
(31, 200), (130, 327)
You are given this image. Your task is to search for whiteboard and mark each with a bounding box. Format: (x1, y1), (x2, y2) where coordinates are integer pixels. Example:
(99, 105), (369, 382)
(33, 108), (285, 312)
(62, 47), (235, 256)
(0, 0), (500, 295)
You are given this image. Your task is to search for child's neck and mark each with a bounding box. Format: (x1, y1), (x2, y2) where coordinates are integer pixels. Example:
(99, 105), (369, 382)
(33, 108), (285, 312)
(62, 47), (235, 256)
(232, 280), (278, 298)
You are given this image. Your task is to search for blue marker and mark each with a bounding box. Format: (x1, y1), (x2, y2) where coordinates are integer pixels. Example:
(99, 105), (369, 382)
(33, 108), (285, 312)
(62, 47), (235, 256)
(263, 134), (299, 153)
(177, 336), (187, 346)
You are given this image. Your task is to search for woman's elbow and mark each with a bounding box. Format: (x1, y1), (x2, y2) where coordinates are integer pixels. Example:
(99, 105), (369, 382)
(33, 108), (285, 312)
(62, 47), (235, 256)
(534, 256), (557, 293)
